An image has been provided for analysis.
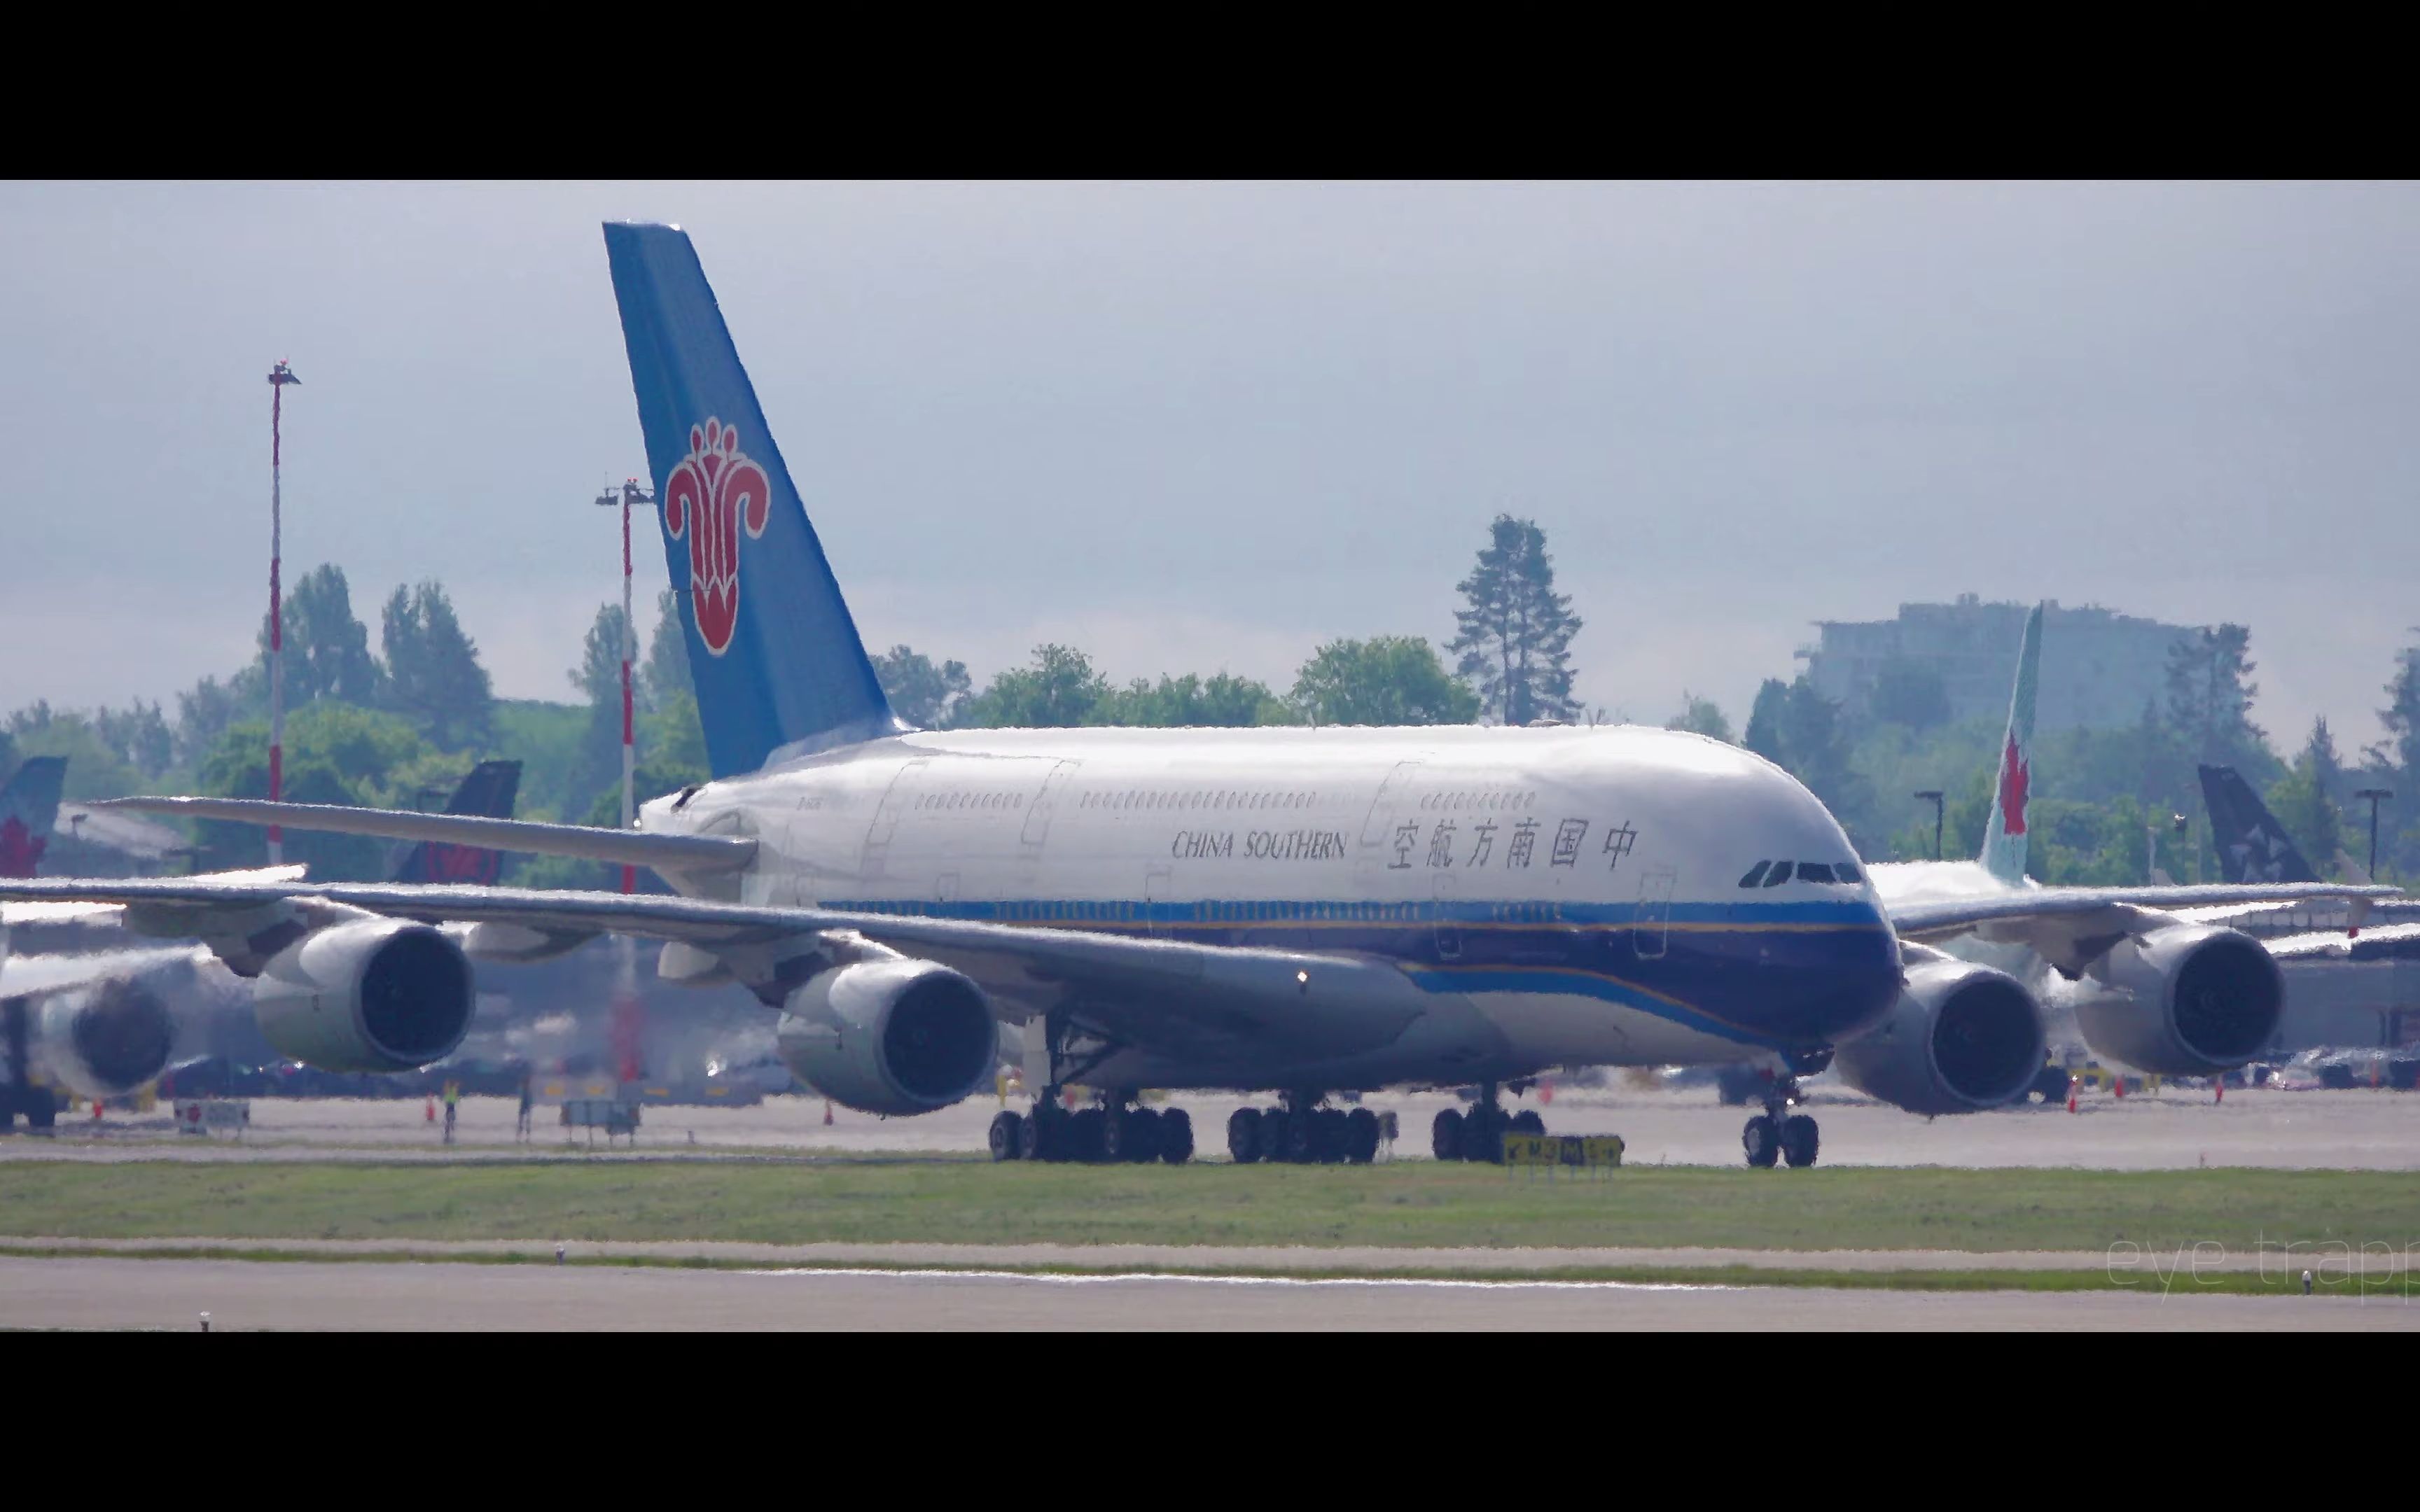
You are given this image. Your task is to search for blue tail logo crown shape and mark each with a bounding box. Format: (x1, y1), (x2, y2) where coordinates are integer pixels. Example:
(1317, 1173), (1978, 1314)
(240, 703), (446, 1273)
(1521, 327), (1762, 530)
(665, 418), (771, 657)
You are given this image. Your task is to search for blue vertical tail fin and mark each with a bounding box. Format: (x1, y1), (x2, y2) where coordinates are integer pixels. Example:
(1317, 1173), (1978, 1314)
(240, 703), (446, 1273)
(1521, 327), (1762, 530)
(1980, 603), (2043, 885)
(389, 759), (521, 885)
(0, 757), (66, 879)
(603, 223), (902, 778)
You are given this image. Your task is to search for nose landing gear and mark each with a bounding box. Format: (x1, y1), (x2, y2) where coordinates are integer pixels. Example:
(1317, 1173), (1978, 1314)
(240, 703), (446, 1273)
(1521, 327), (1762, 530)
(1740, 1074), (1819, 1169)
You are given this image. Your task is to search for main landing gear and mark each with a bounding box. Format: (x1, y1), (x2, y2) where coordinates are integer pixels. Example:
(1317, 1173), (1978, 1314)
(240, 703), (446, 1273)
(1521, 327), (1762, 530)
(1431, 1082), (1545, 1164)
(1740, 1074), (1819, 1170)
(989, 1090), (1194, 1166)
(1226, 1093), (1382, 1165)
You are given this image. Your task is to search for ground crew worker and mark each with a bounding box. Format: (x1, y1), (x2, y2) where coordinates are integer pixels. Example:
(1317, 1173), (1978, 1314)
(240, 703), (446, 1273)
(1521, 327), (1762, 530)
(441, 1080), (459, 1144)
(516, 1073), (534, 1140)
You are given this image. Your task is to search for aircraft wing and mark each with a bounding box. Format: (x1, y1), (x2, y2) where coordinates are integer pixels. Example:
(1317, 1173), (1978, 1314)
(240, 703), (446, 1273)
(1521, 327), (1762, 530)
(95, 797), (756, 874)
(1888, 882), (2405, 950)
(0, 876), (1424, 1063)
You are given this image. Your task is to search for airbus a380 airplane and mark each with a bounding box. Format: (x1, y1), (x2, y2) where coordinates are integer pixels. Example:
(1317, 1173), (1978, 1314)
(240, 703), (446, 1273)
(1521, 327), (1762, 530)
(0, 226), (2393, 1166)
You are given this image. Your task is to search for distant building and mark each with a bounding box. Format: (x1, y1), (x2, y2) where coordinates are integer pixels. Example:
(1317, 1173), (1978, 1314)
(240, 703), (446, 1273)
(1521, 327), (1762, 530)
(1798, 595), (2197, 732)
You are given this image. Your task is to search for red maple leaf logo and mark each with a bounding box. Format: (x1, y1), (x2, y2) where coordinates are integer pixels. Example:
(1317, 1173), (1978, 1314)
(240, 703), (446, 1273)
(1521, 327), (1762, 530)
(0, 816), (46, 879)
(662, 418), (773, 657)
(1997, 733), (2030, 836)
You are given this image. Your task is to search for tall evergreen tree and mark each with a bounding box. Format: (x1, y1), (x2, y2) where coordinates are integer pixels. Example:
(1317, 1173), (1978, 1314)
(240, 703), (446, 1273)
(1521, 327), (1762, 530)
(2265, 717), (2347, 876)
(567, 602), (636, 810)
(2163, 624), (2267, 770)
(2374, 639), (2420, 777)
(380, 581), (494, 752)
(1742, 678), (1790, 766)
(1447, 514), (1583, 726)
(641, 588), (691, 714)
(872, 645), (973, 729)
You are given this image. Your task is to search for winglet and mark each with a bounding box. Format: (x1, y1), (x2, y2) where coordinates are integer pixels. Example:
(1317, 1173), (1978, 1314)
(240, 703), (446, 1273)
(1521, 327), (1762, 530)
(1980, 603), (2043, 886)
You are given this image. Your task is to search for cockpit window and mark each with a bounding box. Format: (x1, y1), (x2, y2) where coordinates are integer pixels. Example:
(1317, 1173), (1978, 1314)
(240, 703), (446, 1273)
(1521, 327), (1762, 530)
(1795, 862), (1835, 883)
(1737, 860), (1771, 888)
(1762, 863), (1793, 888)
(1833, 862), (1863, 885)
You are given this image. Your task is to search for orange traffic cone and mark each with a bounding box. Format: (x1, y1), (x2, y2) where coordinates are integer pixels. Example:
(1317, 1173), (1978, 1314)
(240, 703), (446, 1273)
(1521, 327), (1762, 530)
(2066, 1084), (2077, 1114)
(2113, 1076), (2125, 1100)
(424, 1096), (436, 1124)
(92, 1098), (104, 1120)
(2215, 1079), (2224, 1105)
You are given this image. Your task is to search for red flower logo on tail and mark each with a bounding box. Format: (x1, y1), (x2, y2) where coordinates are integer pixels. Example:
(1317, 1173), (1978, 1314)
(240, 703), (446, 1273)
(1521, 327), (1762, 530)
(662, 418), (773, 657)
(1997, 732), (2030, 836)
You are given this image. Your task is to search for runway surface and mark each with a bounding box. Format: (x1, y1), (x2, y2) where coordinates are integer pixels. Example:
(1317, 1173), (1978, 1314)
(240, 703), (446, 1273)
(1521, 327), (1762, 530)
(13, 1082), (2419, 1169)
(6, 1256), (2413, 1331)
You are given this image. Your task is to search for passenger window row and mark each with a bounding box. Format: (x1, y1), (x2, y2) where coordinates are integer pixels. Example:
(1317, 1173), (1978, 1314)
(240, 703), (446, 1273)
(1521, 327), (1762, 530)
(1737, 859), (1865, 888)
(1079, 790), (1318, 812)
(1418, 790), (1536, 812)
(916, 792), (1026, 811)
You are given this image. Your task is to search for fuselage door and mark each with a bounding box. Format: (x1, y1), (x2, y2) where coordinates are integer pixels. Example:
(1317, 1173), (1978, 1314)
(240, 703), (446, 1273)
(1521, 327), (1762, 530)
(1634, 865), (1676, 960)
(859, 758), (929, 881)
(1019, 760), (1080, 860)
(1358, 760), (1425, 848)
(1433, 872), (1463, 962)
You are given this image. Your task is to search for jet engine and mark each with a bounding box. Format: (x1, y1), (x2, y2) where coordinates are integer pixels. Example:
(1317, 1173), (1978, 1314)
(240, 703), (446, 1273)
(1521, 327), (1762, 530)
(776, 958), (994, 1116)
(1833, 951), (2046, 1115)
(253, 919), (475, 1074)
(39, 978), (175, 1098)
(2076, 923), (2281, 1075)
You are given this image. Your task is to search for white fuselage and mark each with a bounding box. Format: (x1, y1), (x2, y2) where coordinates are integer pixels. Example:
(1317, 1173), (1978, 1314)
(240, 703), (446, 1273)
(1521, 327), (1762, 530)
(636, 724), (1904, 1086)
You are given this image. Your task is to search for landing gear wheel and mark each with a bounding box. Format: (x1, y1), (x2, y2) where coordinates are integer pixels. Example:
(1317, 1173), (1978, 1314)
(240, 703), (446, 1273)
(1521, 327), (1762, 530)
(1742, 1114), (1780, 1168)
(1071, 1107), (1106, 1163)
(1101, 1107), (1151, 1163)
(1345, 1106), (1381, 1164)
(1463, 1111), (1503, 1165)
(1314, 1107), (1348, 1164)
(1432, 1107), (1464, 1161)
(1510, 1109), (1545, 1137)
(1780, 1114), (1819, 1169)
(1284, 1108), (1319, 1164)
(1227, 1107), (1263, 1163)
(1159, 1108), (1194, 1165)
(1124, 1108), (1160, 1163)
(989, 1110), (1024, 1162)
(1019, 1108), (1050, 1161)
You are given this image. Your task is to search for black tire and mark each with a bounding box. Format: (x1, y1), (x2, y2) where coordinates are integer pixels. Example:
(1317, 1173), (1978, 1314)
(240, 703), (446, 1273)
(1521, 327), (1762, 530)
(1781, 1114), (1819, 1169)
(27, 1100), (55, 1131)
(1123, 1108), (1160, 1163)
(1019, 1108), (1050, 1161)
(1285, 1108), (1319, 1164)
(1071, 1106), (1106, 1162)
(989, 1110), (1023, 1162)
(1160, 1108), (1195, 1165)
(1257, 1107), (1289, 1163)
(2031, 1065), (2073, 1104)
(1431, 1107), (1463, 1161)
(1742, 1114), (1780, 1168)
(1510, 1109), (1545, 1137)
(1460, 1110), (1503, 1165)
(1227, 1107), (1263, 1163)
(1346, 1106), (1381, 1164)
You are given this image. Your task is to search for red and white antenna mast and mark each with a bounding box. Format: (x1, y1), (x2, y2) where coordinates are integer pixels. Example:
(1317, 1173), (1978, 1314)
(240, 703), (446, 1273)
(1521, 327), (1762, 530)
(266, 360), (301, 864)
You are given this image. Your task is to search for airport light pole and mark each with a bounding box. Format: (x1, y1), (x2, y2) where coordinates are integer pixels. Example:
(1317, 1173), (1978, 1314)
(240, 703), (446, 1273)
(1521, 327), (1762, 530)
(265, 360), (300, 864)
(592, 479), (654, 1088)
(2356, 788), (2393, 879)
(1913, 790), (1944, 860)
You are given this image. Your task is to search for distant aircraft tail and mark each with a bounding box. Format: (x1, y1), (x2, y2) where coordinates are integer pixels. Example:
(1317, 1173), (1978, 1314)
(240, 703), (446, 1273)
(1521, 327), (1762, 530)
(389, 760), (522, 884)
(603, 223), (903, 778)
(0, 757), (67, 879)
(1979, 603), (2043, 886)
(2198, 763), (2319, 884)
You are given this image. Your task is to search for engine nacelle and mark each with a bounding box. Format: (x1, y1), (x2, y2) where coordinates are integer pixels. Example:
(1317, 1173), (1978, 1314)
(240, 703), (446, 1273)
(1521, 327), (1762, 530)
(253, 919), (475, 1074)
(2077, 923), (2281, 1074)
(1834, 953), (2046, 1115)
(776, 958), (994, 1116)
(40, 978), (175, 1098)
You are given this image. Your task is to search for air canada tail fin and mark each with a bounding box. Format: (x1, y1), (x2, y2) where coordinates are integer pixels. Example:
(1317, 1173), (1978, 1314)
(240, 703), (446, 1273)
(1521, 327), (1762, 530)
(1979, 603), (2043, 886)
(2199, 763), (2320, 884)
(603, 223), (903, 778)
(0, 757), (67, 879)
(389, 760), (522, 885)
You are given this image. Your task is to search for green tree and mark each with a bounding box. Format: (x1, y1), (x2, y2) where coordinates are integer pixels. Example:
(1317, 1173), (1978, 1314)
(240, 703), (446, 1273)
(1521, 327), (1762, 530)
(567, 602), (637, 819)
(641, 589), (706, 771)
(642, 589), (692, 712)
(1870, 657), (1950, 731)
(4, 703), (146, 802)
(1099, 672), (1295, 727)
(872, 645), (973, 729)
(2164, 624), (2268, 771)
(1742, 678), (1790, 766)
(1665, 692), (1733, 742)
(380, 581), (494, 752)
(1291, 636), (1479, 726)
(963, 645), (1110, 728)
(1447, 514), (1583, 726)
(93, 701), (173, 780)
(174, 674), (256, 768)
(2265, 718), (2349, 877)
(194, 702), (431, 876)
(2374, 640), (2420, 777)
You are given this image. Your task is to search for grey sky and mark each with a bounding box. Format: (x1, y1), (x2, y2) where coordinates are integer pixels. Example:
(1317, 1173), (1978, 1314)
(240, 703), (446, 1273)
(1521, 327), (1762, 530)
(4, 181), (2414, 755)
